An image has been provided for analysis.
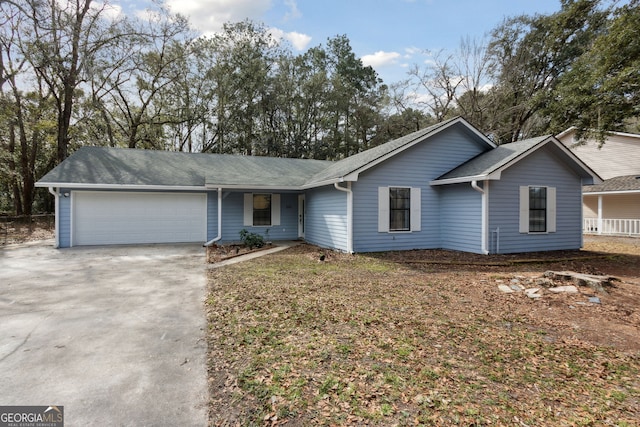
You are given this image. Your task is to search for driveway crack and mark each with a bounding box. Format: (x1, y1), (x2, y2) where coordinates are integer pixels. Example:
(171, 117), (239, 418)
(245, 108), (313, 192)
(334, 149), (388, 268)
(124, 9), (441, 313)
(0, 312), (53, 362)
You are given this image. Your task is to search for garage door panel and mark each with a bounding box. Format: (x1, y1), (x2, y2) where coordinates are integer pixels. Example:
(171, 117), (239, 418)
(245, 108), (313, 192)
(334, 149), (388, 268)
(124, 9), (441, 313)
(73, 192), (206, 246)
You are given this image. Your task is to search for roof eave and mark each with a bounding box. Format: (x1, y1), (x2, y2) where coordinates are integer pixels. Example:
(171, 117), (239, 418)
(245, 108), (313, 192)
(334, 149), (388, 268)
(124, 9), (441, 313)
(430, 173), (500, 186)
(583, 189), (640, 195)
(35, 182), (208, 191)
(205, 183), (304, 191)
(301, 176), (353, 189)
(335, 117), (497, 183)
(557, 126), (640, 141)
(492, 137), (602, 184)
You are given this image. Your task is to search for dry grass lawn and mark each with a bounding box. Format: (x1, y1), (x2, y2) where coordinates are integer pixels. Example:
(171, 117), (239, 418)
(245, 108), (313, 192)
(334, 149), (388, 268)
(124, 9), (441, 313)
(206, 236), (640, 426)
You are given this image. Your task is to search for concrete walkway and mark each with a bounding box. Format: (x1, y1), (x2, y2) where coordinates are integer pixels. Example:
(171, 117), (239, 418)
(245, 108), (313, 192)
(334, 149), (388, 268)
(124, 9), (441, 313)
(207, 240), (302, 269)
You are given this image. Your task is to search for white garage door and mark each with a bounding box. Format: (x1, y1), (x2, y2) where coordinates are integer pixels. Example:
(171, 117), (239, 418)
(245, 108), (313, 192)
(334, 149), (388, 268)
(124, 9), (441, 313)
(73, 192), (207, 246)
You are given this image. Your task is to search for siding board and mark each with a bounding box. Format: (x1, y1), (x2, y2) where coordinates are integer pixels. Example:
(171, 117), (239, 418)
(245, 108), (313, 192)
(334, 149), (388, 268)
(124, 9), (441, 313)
(207, 191), (218, 241)
(304, 186), (348, 251)
(352, 125), (489, 252)
(558, 131), (640, 179)
(220, 192), (299, 242)
(488, 146), (583, 253)
(439, 184), (483, 253)
(59, 188), (72, 248)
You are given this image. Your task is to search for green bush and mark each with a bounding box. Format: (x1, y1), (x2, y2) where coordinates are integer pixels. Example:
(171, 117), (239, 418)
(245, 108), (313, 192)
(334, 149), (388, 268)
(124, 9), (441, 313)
(239, 229), (265, 249)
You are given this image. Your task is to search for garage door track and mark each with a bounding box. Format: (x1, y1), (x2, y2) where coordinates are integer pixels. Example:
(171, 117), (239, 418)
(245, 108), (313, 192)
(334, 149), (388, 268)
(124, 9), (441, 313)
(0, 242), (208, 426)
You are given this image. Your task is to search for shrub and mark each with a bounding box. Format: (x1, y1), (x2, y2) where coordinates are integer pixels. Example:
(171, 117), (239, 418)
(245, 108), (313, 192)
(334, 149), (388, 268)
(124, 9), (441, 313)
(239, 229), (265, 249)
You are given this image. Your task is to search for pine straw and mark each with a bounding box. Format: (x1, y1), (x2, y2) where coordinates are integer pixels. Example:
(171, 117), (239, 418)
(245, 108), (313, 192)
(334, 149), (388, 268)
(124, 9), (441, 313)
(206, 244), (640, 426)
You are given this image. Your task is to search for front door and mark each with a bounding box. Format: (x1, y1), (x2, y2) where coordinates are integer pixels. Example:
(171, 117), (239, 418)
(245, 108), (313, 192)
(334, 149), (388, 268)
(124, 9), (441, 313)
(298, 194), (305, 238)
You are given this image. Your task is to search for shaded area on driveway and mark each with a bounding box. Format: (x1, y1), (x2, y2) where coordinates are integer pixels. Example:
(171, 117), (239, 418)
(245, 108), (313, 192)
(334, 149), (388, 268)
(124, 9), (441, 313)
(0, 241), (208, 426)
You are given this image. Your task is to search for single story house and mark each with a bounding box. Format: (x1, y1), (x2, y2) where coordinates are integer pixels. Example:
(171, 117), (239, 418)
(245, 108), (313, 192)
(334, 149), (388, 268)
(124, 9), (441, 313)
(557, 127), (640, 236)
(36, 117), (601, 254)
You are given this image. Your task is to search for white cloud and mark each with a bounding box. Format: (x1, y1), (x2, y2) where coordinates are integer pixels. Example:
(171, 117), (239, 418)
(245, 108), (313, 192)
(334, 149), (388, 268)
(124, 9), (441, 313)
(91, 1), (122, 21)
(404, 46), (422, 57)
(283, 0), (301, 21)
(56, 0), (123, 21)
(269, 28), (312, 51)
(361, 51), (402, 68)
(284, 31), (312, 50)
(165, 0), (272, 35)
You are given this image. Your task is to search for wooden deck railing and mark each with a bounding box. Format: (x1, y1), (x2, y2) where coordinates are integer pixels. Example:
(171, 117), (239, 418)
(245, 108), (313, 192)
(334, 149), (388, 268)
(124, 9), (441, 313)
(584, 218), (640, 236)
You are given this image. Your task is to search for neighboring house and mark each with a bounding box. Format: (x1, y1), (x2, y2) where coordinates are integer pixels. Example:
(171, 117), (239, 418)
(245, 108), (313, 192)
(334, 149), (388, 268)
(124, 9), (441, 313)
(36, 117), (600, 254)
(557, 127), (640, 237)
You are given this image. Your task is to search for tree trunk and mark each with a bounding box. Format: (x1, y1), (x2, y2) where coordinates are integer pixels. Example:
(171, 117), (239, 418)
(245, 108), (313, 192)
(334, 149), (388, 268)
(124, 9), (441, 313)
(17, 103), (34, 217)
(55, 0), (92, 164)
(8, 123), (24, 216)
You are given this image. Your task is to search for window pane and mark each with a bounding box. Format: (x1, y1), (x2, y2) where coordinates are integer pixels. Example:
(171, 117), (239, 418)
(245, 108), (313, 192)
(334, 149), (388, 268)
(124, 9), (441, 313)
(389, 187), (410, 231)
(253, 194), (271, 226)
(528, 187), (546, 232)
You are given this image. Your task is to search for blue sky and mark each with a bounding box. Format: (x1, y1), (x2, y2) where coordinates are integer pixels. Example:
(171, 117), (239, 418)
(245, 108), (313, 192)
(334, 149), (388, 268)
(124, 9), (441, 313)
(117, 0), (563, 84)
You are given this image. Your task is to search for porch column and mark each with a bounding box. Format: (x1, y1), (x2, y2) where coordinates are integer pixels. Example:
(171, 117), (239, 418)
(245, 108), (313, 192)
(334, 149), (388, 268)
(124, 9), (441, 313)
(597, 195), (603, 234)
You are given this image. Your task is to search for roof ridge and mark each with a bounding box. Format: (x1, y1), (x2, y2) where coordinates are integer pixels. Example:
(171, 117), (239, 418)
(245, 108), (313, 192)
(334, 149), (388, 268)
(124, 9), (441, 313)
(304, 116), (484, 186)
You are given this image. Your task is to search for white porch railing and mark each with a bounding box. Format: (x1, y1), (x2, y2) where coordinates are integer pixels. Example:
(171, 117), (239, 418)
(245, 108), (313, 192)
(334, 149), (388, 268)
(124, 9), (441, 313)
(584, 218), (640, 236)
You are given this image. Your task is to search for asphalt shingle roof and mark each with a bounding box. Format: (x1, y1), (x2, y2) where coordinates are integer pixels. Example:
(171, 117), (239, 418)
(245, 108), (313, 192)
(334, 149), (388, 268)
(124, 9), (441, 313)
(435, 136), (550, 181)
(38, 117), (495, 189)
(583, 174), (640, 193)
(37, 147), (333, 188)
(307, 117), (468, 184)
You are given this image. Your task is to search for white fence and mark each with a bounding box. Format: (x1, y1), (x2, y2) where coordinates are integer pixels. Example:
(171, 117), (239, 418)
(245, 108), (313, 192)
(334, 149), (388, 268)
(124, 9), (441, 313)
(584, 218), (640, 236)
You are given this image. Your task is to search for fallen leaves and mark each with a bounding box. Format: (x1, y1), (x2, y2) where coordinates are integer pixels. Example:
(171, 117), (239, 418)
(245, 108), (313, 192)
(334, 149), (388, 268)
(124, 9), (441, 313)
(206, 242), (640, 426)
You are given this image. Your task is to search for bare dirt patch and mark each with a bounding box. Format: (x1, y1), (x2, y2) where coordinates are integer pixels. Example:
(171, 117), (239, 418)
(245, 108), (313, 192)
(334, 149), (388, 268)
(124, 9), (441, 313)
(380, 237), (640, 353)
(1, 215), (54, 245)
(206, 238), (640, 426)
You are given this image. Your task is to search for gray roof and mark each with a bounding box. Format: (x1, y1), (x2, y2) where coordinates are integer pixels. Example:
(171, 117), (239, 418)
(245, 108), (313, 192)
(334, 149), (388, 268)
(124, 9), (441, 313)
(37, 147), (333, 188)
(37, 116), (496, 190)
(434, 136), (550, 182)
(583, 174), (640, 193)
(307, 117), (486, 184)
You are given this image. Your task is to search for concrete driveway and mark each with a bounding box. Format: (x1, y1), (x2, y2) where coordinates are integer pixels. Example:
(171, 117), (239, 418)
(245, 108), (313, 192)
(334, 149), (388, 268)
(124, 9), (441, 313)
(0, 241), (208, 426)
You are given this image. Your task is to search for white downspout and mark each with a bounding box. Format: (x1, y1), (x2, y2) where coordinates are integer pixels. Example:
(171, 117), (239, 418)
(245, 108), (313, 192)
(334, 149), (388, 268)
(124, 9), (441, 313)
(204, 188), (223, 246)
(48, 187), (60, 248)
(334, 182), (353, 253)
(471, 180), (489, 255)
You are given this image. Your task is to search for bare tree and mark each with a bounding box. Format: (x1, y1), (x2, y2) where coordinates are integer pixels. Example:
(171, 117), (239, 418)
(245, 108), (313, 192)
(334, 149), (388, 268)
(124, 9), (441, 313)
(453, 36), (492, 128)
(10, 0), (127, 163)
(96, 9), (194, 149)
(407, 50), (463, 121)
(0, 3), (55, 214)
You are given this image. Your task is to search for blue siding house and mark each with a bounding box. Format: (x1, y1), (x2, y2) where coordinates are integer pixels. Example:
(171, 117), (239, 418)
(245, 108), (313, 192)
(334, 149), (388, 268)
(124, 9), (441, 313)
(36, 117), (601, 254)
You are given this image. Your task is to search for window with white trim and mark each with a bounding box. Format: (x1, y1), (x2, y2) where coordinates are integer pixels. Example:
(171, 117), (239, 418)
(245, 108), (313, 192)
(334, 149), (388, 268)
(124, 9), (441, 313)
(528, 187), (546, 232)
(519, 186), (556, 233)
(378, 186), (421, 233)
(389, 187), (411, 231)
(253, 194), (271, 226)
(244, 193), (281, 227)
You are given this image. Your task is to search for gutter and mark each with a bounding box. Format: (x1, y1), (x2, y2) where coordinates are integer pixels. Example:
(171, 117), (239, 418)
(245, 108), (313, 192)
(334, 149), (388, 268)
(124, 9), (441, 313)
(430, 174), (494, 186)
(583, 189), (640, 196)
(471, 180), (489, 255)
(204, 188), (223, 247)
(48, 187), (60, 248)
(333, 182), (353, 253)
(35, 182), (206, 191)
